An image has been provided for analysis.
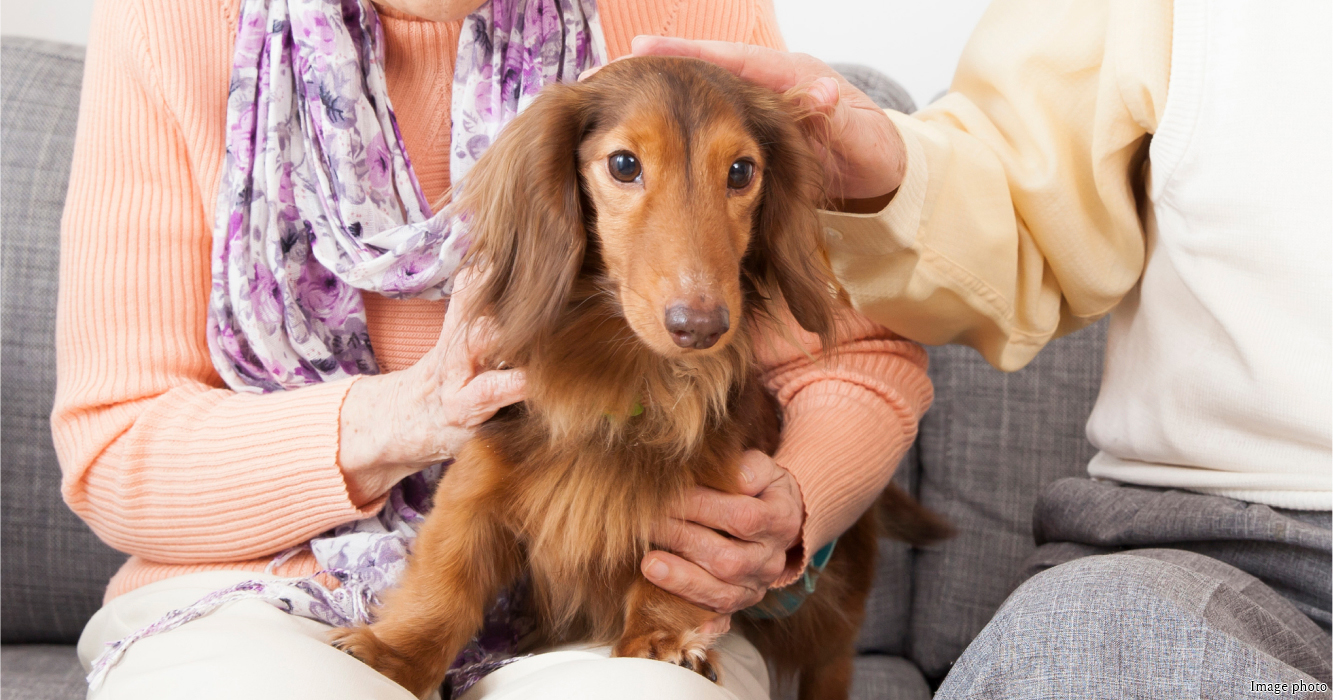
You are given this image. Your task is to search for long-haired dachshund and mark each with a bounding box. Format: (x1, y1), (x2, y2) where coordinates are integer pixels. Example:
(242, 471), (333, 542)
(333, 56), (949, 699)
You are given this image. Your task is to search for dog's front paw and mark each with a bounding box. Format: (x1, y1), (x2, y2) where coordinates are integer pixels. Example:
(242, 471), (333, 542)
(614, 629), (721, 683)
(329, 625), (391, 667)
(330, 626), (432, 696)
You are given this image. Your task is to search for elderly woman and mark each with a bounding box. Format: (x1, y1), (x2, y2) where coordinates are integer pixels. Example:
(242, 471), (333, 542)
(53, 0), (928, 698)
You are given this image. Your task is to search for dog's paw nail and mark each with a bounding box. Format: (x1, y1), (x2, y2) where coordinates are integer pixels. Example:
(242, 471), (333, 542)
(705, 667), (718, 683)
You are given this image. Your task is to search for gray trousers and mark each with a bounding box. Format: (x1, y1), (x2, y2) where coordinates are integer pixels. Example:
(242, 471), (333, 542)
(936, 479), (1332, 699)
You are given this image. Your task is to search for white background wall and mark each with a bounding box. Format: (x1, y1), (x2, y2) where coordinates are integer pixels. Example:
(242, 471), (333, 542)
(0, 0), (988, 108)
(1, 0), (96, 48)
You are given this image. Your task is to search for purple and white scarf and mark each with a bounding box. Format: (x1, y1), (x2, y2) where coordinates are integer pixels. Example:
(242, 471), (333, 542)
(88, 0), (604, 692)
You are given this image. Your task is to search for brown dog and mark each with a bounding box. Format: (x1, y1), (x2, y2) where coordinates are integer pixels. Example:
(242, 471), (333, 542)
(332, 56), (949, 699)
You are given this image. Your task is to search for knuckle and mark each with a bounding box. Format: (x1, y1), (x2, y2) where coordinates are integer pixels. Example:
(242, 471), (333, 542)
(662, 520), (690, 548)
(778, 514), (799, 544)
(732, 505), (768, 540)
(721, 589), (754, 614)
(692, 583), (728, 612)
(714, 547), (750, 582)
(700, 585), (732, 612)
(760, 555), (786, 583)
(777, 511), (801, 542)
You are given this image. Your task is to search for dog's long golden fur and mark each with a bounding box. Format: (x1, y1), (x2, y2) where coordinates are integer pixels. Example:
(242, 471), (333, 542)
(332, 57), (950, 700)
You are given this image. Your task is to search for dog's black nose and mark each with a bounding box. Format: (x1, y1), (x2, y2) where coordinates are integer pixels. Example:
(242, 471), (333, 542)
(664, 304), (730, 349)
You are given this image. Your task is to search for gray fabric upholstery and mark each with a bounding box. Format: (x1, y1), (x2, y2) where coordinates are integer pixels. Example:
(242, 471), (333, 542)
(832, 63), (918, 114)
(856, 458), (917, 656)
(0, 646), (85, 700)
(850, 655), (932, 700)
(835, 66), (918, 662)
(1, 36), (127, 645)
(909, 322), (1108, 680)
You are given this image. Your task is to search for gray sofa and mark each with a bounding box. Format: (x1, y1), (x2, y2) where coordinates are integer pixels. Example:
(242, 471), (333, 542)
(0, 36), (1105, 699)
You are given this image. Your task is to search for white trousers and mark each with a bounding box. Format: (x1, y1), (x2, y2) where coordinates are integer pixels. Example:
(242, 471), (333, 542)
(78, 571), (770, 700)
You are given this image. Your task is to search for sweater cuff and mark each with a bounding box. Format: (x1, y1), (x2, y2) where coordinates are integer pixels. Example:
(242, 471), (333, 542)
(249, 377), (388, 533)
(769, 379), (918, 588)
(817, 109), (930, 260)
(207, 376), (390, 553)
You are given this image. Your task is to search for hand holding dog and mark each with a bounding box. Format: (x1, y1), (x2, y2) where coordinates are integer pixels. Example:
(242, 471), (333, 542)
(644, 450), (805, 624)
(630, 35), (907, 209)
(338, 269), (527, 504)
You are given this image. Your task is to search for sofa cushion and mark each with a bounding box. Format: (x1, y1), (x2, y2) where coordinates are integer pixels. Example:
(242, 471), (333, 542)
(0, 645), (85, 700)
(850, 654), (932, 700)
(908, 321), (1108, 679)
(1, 37), (127, 645)
(830, 63), (922, 661)
(831, 63), (917, 117)
(855, 453), (917, 656)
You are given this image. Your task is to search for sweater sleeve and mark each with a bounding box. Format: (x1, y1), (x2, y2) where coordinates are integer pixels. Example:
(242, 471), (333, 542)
(755, 309), (932, 587)
(820, 0), (1171, 371)
(749, 0), (787, 52)
(51, 0), (382, 565)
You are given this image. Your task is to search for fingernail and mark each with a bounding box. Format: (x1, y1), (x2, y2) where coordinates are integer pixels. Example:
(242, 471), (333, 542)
(740, 464), (755, 485)
(647, 559), (669, 580)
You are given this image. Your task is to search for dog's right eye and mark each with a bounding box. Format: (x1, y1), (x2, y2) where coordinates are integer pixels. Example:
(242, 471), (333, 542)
(608, 152), (642, 183)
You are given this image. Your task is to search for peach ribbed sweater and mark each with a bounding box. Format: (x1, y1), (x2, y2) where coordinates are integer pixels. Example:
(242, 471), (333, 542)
(53, 0), (932, 602)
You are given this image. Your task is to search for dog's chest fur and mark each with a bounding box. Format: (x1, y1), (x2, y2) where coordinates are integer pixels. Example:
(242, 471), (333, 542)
(473, 291), (780, 642)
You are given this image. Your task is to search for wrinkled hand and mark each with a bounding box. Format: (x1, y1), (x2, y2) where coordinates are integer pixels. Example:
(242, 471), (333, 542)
(338, 268), (526, 503)
(629, 36), (907, 207)
(642, 451), (805, 633)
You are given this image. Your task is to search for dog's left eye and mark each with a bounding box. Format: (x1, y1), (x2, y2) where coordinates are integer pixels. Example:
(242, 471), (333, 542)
(608, 152), (642, 183)
(728, 159), (755, 190)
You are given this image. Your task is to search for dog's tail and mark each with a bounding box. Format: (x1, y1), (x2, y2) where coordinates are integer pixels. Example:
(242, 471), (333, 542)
(877, 483), (955, 546)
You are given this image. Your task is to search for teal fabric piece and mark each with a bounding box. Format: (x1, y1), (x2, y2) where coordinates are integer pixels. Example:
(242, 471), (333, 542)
(742, 540), (838, 620)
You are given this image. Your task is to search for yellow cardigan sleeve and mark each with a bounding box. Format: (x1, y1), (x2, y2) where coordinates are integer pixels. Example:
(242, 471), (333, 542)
(821, 0), (1172, 371)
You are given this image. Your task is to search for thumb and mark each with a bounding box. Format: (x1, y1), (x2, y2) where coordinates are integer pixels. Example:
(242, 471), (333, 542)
(458, 368), (528, 424)
(443, 266), (486, 331)
(435, 266), (490, 360)
(698, 614), (732, 637)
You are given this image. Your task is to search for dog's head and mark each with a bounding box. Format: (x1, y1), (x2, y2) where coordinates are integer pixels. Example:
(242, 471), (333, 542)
(459, 57), (836, 364)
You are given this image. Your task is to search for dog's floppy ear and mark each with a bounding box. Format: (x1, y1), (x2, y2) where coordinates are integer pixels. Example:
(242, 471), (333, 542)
(458, 84), (590, 363)
(744, 98), (839, 350)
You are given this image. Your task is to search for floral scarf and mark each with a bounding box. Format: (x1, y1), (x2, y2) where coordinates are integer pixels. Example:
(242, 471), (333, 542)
(209, 0), (604, 390)
(87, 0), (604, 694)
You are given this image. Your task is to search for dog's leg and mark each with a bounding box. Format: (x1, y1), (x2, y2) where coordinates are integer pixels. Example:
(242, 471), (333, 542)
(799, 656), (854, 700)
(613, 577), (726, 682)
(331, 444), (519, 698)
